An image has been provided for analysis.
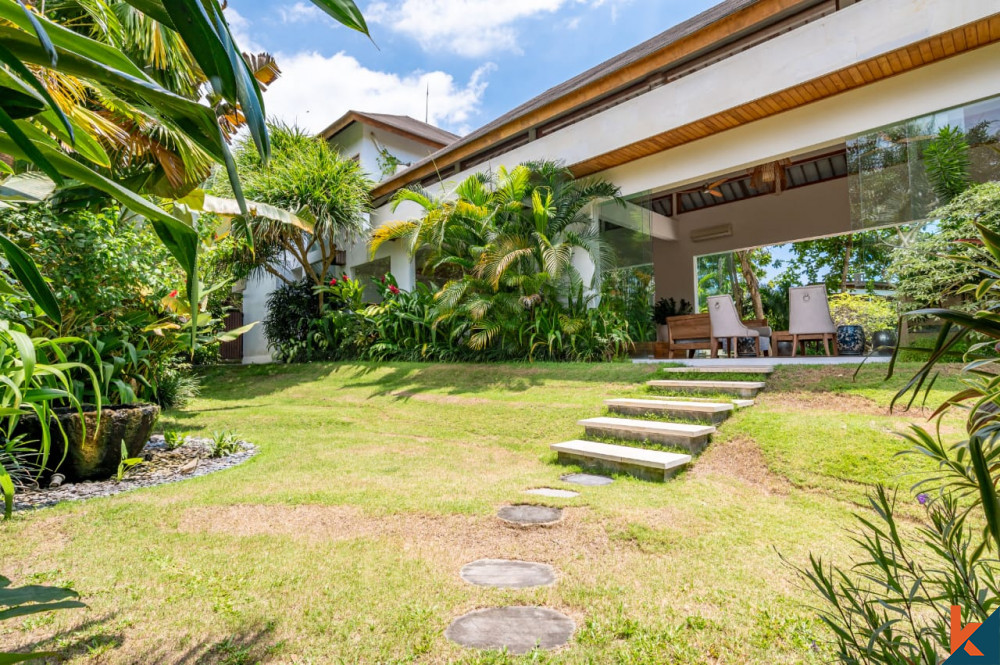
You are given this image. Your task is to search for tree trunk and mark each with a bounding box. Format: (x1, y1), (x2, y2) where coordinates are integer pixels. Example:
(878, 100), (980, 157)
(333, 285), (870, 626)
(727, 254), (745, 317)
(840, 234), (854, 292)
(736, 250), (764, 320)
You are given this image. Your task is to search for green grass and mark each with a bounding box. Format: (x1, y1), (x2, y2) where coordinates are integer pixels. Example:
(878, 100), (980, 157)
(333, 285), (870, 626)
(0, 361), (965, 663)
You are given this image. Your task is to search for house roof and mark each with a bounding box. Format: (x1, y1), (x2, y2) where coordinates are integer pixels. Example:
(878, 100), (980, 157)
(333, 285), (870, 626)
(371, 0), (823, 200)
(319, 111), (460, 149)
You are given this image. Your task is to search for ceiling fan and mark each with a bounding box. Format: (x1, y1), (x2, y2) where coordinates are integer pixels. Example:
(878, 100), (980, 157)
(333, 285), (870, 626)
(701, 177), (727, 198)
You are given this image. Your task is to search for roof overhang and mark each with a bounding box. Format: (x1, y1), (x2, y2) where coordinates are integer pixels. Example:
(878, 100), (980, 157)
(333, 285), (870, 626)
(320, 111), (452, 149)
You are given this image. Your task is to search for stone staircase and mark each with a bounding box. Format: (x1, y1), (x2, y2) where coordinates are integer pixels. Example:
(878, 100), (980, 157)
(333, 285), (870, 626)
(550, 366), (773, 481)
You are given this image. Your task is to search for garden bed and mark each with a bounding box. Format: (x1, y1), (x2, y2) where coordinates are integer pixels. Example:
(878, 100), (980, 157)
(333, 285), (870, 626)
(13, 435), (257, 511)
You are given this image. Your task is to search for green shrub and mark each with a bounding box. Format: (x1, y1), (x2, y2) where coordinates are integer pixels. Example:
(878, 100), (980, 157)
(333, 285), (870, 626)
(827, 293), (898, 333)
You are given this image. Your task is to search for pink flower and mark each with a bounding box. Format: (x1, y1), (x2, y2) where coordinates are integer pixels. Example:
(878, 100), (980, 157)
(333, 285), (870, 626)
(330, 278), (338, 286)
(168, 290), (178, 298)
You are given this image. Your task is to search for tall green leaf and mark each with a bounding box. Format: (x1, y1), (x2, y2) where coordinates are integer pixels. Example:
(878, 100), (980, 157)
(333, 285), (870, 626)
(0, 233), (60, 324)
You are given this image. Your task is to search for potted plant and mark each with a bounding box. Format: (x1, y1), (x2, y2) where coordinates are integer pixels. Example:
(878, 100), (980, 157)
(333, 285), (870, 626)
(653, 298), (693, 342)
(827, 293), (898, 356)
(16, 403), (160, 482)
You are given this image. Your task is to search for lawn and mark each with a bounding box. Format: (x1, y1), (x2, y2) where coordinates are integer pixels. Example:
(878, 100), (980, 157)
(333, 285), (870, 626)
(0, 361), (966, 663)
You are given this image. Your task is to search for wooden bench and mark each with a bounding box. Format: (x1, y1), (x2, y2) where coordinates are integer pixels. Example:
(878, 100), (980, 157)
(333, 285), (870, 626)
(663, 314), (768, 359)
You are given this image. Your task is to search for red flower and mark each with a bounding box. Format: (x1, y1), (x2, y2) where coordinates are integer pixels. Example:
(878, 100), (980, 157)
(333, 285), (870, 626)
(330, 277), (338, 286)
(381, 275), (386, 283)
(388, 285), (400, 295)
(343, 273), (349, 280)
(168, 289), (178, 298)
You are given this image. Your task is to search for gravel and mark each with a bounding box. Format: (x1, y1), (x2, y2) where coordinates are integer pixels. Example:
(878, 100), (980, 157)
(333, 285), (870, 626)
(14, 435), (257, 512)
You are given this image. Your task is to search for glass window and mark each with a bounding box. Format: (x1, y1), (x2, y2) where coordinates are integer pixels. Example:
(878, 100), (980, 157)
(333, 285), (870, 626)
(848, 94), (1000, 230)
(352, 257), (391, 303)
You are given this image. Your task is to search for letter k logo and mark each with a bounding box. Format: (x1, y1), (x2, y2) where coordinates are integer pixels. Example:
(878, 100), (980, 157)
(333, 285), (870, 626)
(953, 606), (985, 657)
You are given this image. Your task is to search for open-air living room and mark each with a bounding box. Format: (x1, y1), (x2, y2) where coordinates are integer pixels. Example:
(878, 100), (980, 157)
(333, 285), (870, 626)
(2, 1), (1000, 663)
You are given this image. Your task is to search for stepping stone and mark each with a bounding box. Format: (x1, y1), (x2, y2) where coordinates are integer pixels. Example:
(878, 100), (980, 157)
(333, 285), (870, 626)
(579, 417), (715, 453)
(460, 559), (556, 589)
(605, 398), (733, 424)
(497, 504), (562, 526)
(524, 488), (579, 498)
(646, 379), (766, 399)
(552, 440), (691, 482)
(680, 397), (756, 409)
(445, 606), (575, 654)
(661, 365), (773, 374)
(560, 473), (613, 486)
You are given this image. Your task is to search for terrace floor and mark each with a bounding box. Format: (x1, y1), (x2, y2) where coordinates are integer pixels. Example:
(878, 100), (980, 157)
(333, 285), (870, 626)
(634, 355), (893, 366)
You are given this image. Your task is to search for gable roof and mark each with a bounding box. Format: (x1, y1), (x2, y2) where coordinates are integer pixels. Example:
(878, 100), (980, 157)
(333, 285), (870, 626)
(319, 111), (460, 149)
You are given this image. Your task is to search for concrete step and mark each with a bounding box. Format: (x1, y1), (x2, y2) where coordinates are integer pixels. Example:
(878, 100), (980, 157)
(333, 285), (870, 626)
(579, 416), (715, 453)
(646, 379), (766, 398)
(551, 439), (691, 482)
(680, 396), (756, 409)
(661, 365), (774, 375)
(604, 398), (734, 424)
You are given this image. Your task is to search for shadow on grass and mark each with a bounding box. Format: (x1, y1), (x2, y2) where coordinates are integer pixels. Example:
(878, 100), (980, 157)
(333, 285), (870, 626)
(23, 614), (280, 664)
(192, 360), (656, 403)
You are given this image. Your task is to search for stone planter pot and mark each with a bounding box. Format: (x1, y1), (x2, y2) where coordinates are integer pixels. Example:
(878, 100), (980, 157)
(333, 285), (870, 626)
(15, 403), (160, 481)
(871, 329), (898, 356)
(837, 325), (866, 356)
(776, 340), (794, 357)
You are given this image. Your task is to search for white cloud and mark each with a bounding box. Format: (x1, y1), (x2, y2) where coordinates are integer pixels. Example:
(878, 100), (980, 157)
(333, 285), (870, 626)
(278, 2), (327, 24)
(367, 0), (574, 57)
(262, 52), (494, 135)
(224, 7), (264, 53)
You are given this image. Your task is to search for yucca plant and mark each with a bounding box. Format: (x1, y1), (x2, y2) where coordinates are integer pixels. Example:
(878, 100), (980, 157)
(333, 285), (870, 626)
(792, 212), (1000, 664)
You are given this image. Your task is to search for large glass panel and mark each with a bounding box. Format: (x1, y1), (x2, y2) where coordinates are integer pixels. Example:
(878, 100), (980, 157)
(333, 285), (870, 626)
(848, 94), (1000, 230)
(352, 257), (391, 303)
(595, 197), (655, 341)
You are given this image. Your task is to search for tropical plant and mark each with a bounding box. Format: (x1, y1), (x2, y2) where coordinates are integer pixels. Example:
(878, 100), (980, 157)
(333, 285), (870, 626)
(600, 267), (654, 343)
(371, 161), (620, 354)
(115, 439), (142, 481)
(653, 297), (693, 324)
(924, 125), (972, 205)
(209, 430), (240, 458)
(0, 321), (99, 516)
(210, 123), (372, 299)
(0, 0), (369, 346)
(162, 430), (184, 451)
(792, 220), (1000, 664)
(889, 182), (1000, 310)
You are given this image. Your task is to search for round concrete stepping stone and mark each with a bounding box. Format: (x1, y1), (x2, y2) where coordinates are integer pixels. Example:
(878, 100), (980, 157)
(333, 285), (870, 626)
(497, 504), (562, 526)
(445, 606), (574, 654)
(460, 559), (556, 589)
(524, 488), (579, 498)
(560, 473), (613, 487)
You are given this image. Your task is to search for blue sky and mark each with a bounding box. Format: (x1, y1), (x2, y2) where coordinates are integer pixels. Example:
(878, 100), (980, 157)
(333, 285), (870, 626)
(226, 0), (720, 136)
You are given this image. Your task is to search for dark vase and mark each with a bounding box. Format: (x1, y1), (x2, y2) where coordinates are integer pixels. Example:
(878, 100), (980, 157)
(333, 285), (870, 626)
(776, 340), (794, 357)
(871, 329), (898, 356)
(736, 337), (758, 357)
(837, 325), (866, 356)
(14, 403), (160, 481)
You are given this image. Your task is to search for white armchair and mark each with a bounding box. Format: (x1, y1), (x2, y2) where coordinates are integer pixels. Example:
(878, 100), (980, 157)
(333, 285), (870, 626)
(788, 284), (838, 356)
(707, 295), (762, 358)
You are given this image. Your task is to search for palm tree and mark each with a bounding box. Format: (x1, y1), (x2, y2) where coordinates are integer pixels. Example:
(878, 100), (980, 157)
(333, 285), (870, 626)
(370, 160), (620, 351)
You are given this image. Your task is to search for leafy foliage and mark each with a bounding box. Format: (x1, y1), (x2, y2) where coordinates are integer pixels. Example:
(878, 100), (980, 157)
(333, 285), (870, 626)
(653, 297), (693, 324)
(889, 182), (1000, 309)
(827, 293), (898, 333)
(210, 123), (372, 292)
(0, 575), (85, 662)
(924, 125), (972, 204)
(793, 219), (1000, 664)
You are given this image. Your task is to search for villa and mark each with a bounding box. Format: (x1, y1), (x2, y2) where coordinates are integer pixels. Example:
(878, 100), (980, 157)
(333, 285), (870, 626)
(238, 0), (1000, 363)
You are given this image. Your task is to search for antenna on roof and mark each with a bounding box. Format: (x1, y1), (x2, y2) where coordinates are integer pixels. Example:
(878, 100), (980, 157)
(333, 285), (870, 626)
(425, 83), (430, 124)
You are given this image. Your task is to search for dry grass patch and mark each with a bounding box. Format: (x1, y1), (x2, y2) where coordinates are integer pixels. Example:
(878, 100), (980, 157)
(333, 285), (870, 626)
(692, 437), (791, 495)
